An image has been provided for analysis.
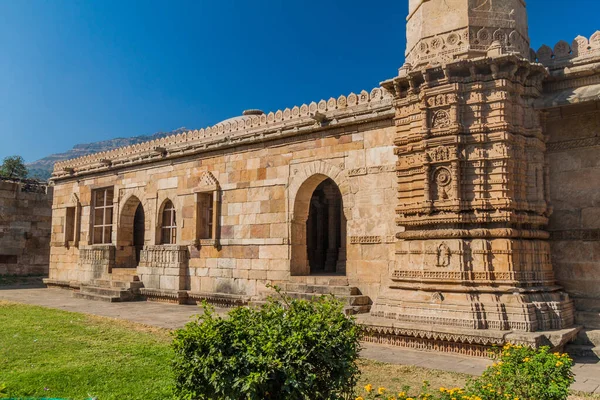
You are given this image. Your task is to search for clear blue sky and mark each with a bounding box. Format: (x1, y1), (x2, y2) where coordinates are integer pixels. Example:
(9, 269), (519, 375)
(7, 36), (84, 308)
(0, 0), (598, 163)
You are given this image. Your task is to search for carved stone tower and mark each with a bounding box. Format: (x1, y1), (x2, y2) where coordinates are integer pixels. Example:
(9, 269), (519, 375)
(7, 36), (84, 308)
(406, 0), (530, 68)
(372, 0), (576, 341)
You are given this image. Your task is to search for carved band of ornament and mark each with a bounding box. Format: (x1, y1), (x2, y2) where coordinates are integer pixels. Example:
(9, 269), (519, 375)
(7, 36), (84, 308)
(140, 245), (189, 263)
(140, 288), (187, 304)
(396, 213), (549, 227)
(546, 137), (600, 153)
(426, 94), (458, 108)
(347, 168), (367, 177)
(361, 332), (493, 358)
(550, 229), (600, 241)
(544, 74), (600, 92)
(363, 316), (506, 345)
(350, 236), (381, 245)
(349, 236), (395, 245)
(53, 87), (392, 174)
(396, 229), (550, 240)
(348, 165), (396, 177)
(406, 26), (529, 68)
(187, 293), (249, 308)
(79, 246), (115, 262)
(391, 270), (555, 282)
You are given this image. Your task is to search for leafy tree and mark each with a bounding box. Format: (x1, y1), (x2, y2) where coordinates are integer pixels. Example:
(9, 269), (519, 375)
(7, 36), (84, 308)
(0, 156), (28, 179)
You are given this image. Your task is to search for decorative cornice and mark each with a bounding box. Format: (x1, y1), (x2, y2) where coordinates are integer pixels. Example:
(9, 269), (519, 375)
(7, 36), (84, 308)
(52, 88), (393, 181)
(546, 137), (600, 153)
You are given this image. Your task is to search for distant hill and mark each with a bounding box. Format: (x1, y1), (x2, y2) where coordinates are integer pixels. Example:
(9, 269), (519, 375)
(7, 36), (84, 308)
(26, 127), (189, 181)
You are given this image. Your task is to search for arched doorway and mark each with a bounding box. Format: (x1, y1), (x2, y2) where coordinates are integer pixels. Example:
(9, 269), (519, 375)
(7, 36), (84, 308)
(291, 175), (346, 276)
(133, 203), (145, 264)
(116, 196), (146, 268)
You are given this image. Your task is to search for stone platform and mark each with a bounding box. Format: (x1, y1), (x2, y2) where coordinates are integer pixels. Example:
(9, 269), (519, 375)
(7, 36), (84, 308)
(357, 314), (581, 357)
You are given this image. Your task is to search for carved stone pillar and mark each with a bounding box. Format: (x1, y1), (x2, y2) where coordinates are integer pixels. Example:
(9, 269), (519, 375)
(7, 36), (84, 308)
(373, 4), (576, 337)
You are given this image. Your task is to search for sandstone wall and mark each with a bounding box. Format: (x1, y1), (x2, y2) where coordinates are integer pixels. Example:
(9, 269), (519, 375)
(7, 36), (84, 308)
(546, 101), (600, 318)
(0, 178), (52, 276)
(49, 120), (397, 301)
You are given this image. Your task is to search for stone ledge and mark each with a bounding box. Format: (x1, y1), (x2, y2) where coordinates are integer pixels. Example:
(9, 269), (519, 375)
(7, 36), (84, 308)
(43, 278), (80, 290)
(187, 292), (251, 308)
(139, 288), (188, 305)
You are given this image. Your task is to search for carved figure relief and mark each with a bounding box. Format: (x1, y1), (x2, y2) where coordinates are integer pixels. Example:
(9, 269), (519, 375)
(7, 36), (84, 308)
(427, 146), (451, 162)
(432, 167), (452, 200)
(436, 243), (451, 268)
(427, 94), (455, 108)
(431, 110), (451, 129)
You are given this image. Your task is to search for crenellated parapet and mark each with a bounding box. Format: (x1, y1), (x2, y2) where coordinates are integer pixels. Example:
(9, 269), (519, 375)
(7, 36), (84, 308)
(533, 31), (600, 70)
(52, 88), (393, 180)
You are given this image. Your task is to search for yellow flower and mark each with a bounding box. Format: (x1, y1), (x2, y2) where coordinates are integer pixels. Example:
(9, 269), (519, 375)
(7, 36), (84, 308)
(398, 391), (406, 397)
(364, 384), (373, 393)
(378, 387), (386, 395)
(556, 361), (563, 367)
(523, 357), (530, 362)
(356, 397), (364, 400)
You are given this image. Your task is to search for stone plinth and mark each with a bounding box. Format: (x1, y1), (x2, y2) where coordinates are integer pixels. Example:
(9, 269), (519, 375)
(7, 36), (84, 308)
(138, 245), (189, 291)
(77, 245), (115, 282)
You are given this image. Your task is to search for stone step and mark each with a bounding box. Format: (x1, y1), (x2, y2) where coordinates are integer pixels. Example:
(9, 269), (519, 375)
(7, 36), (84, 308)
(571, 329), (600, 346)
(284, 283), (359, 296)
(73, 292), (123, 303)
(79, 285), (135, 301)
(576, 311), (600, 329)
(565, 344), (600, 359)
(92, 279), (143, 291)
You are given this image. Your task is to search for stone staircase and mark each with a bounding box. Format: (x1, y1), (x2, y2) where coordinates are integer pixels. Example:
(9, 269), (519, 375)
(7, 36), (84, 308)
(73, 268), (143, 303)
(253, 281), (372, 315)
(566, 329), (600, 359)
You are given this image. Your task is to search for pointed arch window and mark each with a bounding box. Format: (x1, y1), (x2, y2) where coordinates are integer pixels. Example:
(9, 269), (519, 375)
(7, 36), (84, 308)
(161, 200), (177, 245)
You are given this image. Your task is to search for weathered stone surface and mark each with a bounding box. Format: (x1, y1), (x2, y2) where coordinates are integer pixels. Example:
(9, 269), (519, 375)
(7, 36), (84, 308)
(44, 0), (600, 354)
(0, 178), (52, 276)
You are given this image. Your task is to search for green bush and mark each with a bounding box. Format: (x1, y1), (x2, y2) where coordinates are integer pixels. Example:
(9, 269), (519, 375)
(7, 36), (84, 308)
(171, 290), (362, 400)
(467, 343), (574, 400)
(357, 343), (575, 400)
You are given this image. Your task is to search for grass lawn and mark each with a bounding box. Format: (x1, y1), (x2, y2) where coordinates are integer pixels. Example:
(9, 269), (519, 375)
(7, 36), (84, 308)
(1, 300), (599, 400)
(0, 301), (172, 400)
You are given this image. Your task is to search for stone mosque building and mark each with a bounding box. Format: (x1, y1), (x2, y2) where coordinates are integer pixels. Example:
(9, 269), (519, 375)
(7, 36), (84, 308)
(46, 0), (600, 355)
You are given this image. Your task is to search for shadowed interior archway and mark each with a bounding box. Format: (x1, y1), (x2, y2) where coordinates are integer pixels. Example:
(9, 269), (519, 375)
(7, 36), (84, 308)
(116, 195), (146, 268)
(291, 174), (347, 276)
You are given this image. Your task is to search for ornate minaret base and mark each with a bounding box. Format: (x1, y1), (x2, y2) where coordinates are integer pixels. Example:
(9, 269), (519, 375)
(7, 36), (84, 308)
(364, 1), (577, 354)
